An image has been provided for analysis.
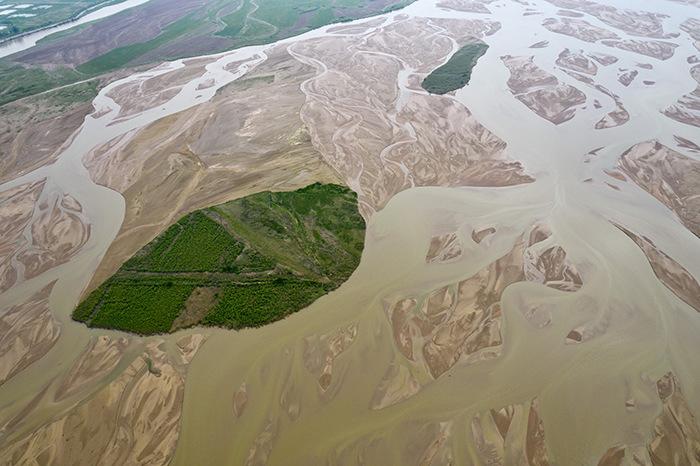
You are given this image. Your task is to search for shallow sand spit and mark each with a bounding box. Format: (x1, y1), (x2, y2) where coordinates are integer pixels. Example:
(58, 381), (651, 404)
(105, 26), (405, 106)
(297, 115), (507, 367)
(0, 0), (700, 464)
(616, 225), (700, 314)
(545, 0), (675, 39)
(0, 283), (59, 386)
(664, 64), (700, 127)
(543, 16), (619, 43)
(0, 179), (90, 293)
(388, 224), (582, 380)
(502, 54), (587, 124)
(619, 141), (700, 237)
(470, 398), (550, 465)
(0, 337), (207, 465)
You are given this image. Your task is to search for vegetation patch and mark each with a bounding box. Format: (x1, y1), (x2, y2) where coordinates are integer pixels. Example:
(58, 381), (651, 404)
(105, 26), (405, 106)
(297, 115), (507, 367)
(76, 14), (199, 75)
(74, 183), (365, 335)
(214, 0), (395, 45)
(0, 63), (83, 107)
(202, 280), (329, 328)
(421, 41), (489, 95)
(43, 79), (99, 108)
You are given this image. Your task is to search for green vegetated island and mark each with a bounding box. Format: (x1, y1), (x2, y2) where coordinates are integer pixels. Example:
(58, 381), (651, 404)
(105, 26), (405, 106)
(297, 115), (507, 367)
(421, 41), (489, 95)
(74, 183), (365, 335)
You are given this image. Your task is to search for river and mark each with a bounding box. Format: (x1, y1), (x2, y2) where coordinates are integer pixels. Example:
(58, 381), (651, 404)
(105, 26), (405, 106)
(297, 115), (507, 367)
(0, 0), (699, 463)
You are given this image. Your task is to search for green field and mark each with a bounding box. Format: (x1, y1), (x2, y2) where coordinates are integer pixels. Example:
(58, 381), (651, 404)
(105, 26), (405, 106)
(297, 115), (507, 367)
(211, 0), (416, 49)
(203, 280), (328, 328)
(76, 14), (200, 75)
(74, 183), (365, 335)
(213, 0), (407, 47)
(421, 42), (489, 95)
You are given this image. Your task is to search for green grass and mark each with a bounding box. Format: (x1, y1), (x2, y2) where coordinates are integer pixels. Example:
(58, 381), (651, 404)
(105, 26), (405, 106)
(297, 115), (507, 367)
(76, 14), (199, 75)
(123, 212), (244, 272)
(218, 0), (254, 38)
(310, 7), (335, 30)
(216, 0), (417, 44)
(73, 283), (106, 322)
(382, 0), (415, 13)
(214, 182), (365, 280)
(74, 183), (365, 334)
(202, 280), (328, 328)
(0, 63), (83, 107)
(247, 0), (303, 31)
(88, 282), (195, 334)
(421, 42), (489, 95)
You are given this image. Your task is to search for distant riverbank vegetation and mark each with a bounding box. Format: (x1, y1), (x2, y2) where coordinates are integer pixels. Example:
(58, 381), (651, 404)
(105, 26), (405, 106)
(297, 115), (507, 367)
(421, 41), (489, 95)
(73, 183), (366, 335)
(0, 0), (416, 106)
(0, 0), (130, 41)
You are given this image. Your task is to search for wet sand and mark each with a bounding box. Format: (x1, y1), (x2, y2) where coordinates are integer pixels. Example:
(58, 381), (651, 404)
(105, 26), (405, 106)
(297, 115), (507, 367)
(1, 0), (700, 464)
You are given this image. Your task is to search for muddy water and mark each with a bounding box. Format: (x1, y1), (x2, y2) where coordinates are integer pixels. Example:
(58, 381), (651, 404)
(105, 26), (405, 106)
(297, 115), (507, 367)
(1, 0), (699, 464)
(177, 1), (700, 464)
